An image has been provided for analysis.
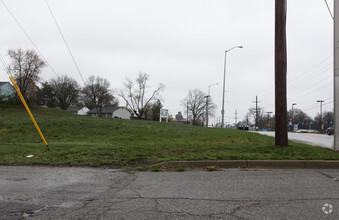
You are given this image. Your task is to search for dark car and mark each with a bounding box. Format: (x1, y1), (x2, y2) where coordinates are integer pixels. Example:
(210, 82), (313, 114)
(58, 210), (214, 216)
(326, 127), (334, 135)
(237, 121), (249, 131)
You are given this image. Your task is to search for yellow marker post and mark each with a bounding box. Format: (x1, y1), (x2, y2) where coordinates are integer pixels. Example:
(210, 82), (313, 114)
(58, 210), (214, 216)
(9, 75), (49, 150)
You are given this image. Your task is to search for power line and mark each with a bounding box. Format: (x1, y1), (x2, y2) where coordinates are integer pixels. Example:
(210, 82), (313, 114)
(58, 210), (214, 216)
(288, 80), (332, 102)
(323, 0), (334, 19)
(303, 100), (333, 112)
(0, 52), (9, 74)
(288, 56), (332, 88)
(0, 0), (59, 78)
(45, 0), (85, 84)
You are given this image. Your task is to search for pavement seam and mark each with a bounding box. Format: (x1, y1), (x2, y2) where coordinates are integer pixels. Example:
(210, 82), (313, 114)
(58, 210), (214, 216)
(315, 171), (338, 181)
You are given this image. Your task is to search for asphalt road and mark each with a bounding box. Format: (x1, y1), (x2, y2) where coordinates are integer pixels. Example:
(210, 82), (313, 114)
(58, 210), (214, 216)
(0, 166), (338, 219)
(256, 131), (334, 149)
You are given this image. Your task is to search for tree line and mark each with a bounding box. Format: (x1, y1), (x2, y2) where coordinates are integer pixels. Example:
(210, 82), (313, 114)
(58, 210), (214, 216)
(3, 49), (164, 120)
(244, 107), (334, 132)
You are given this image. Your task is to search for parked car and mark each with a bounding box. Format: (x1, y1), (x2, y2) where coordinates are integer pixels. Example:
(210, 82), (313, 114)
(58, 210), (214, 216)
(326, 127), (334, 135)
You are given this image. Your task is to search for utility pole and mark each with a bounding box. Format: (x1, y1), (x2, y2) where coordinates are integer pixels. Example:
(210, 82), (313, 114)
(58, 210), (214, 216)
(266, 112), (273, 130)
(234, 109), (238, 125)
(253, 96), (261, 130)
(317, 100), (324, 131)
(186, 102), (189, 125)
(275, 0), (288, 146)
(207, 83), (218, 127)
(334, 0), (339, 151)
(205, 95), (209, 127)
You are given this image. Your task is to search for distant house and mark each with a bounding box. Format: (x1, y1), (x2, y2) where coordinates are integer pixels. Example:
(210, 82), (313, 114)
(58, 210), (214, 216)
(66, 106), (89, 115)
(87, 106), (131, 119)
(0, 82), (15, 101)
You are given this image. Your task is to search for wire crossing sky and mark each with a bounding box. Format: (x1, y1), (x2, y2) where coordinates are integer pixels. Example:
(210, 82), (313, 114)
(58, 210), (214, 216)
(0, 0), (334, 123)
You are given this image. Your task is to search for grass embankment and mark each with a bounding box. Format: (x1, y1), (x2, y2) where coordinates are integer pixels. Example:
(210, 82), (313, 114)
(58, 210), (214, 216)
(0, 103), (338, 168)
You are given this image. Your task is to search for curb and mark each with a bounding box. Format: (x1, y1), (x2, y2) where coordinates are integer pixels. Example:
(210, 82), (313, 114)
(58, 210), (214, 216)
(163, 160), (339, 169)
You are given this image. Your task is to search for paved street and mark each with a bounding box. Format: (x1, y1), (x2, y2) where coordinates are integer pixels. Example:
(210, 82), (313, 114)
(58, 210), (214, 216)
(0, 166), (338, 219)
(256, 131), (334, 149)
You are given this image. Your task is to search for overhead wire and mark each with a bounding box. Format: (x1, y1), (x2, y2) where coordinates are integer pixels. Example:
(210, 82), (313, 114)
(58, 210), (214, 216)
(303, 100), (333, 112)
(0, 52), (9, 75)
(323, 0), (334, 19)
(44, 0), (85, 84)
(0, 0), (59, 78)
(288, 80), (332, 103)
(288, 55), (332, 88)
(288, 64), (332, 94)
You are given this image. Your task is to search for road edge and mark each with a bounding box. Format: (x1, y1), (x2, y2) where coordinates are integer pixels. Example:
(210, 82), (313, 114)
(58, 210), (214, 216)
(162, 160), (339, 169)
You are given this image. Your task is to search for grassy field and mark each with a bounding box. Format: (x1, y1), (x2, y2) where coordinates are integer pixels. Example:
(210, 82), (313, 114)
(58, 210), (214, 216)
(0, 103), (338, 168)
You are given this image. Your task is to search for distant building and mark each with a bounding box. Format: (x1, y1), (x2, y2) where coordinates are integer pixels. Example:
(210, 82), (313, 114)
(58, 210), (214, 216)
(87, 106), (131, 119)
(66, 106), (89, 115)
(0, 82), (15, 101)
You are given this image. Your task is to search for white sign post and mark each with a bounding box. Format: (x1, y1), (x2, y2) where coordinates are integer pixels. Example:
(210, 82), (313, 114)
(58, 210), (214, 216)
(160, 108), (168, 123)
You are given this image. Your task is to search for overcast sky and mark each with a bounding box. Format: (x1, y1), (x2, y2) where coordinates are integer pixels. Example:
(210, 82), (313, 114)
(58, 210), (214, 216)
(0, 0), (334, 125)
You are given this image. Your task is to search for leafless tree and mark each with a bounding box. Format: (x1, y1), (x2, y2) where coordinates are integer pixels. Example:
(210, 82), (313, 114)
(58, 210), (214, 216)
(182, 89), (214, 126)
(82, 75), (118, 117)
(118, 72), (165, 119)
(7, 49), (46, 101)
(49, 75), (80, 110)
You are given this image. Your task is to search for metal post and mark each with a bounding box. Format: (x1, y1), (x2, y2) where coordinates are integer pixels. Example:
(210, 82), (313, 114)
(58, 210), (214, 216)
(207, 83), (218, 127)
(255, 96), (258, 130)
(266, 112), (273, 130)
(205, 95), (209, 127)
(221, 46), (242, 128)
(317, 100), (324, 131)
(292, 103), (296, 131)
(334, 0), (339, 151)
(9, 75), (49, 149)
(221, 51), (227, 128)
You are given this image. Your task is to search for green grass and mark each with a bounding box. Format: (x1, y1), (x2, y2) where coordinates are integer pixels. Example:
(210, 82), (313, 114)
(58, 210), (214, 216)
(0, 103), (338, 168)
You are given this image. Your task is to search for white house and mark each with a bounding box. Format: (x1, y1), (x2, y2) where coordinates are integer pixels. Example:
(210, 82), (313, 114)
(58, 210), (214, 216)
(87, 106), (131, 119)
(66, 106), (90, 115)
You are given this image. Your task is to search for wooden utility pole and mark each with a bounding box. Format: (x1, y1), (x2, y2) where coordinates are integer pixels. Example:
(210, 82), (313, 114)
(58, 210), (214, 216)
(275, 0), (288, 146)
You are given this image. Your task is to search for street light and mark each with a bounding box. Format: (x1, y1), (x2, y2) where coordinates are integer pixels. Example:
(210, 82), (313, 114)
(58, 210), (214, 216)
(221, 46), (243, 128)
(292, 103), (297, 131)
(317, 100), (324, 131)
(206, 83), (218, 127)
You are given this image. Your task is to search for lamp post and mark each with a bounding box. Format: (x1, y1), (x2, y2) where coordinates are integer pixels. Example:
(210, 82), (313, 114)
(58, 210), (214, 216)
(292, 103), (297, 131)
(206, 83), (218, 127)
(317, 100), (324, 131)
(221, 46), (243, 128)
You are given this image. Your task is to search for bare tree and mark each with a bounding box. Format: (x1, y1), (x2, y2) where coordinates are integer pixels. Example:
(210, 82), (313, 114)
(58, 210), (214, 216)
(49, 75), (80, 110)
(182, 89), (209, 126)
(246, 107), (268, 129)
(82, 75), (118, 117)
(118, 72), (165, 119)
(7, 49), (46, 101)
(314, 111), (334, 131)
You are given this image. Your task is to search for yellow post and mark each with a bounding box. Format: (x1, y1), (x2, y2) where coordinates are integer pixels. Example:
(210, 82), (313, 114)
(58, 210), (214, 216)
(9, 75), (49, 149)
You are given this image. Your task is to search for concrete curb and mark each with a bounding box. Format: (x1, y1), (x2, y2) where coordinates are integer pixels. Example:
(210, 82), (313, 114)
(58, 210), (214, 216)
(163, 160), (339, 169)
